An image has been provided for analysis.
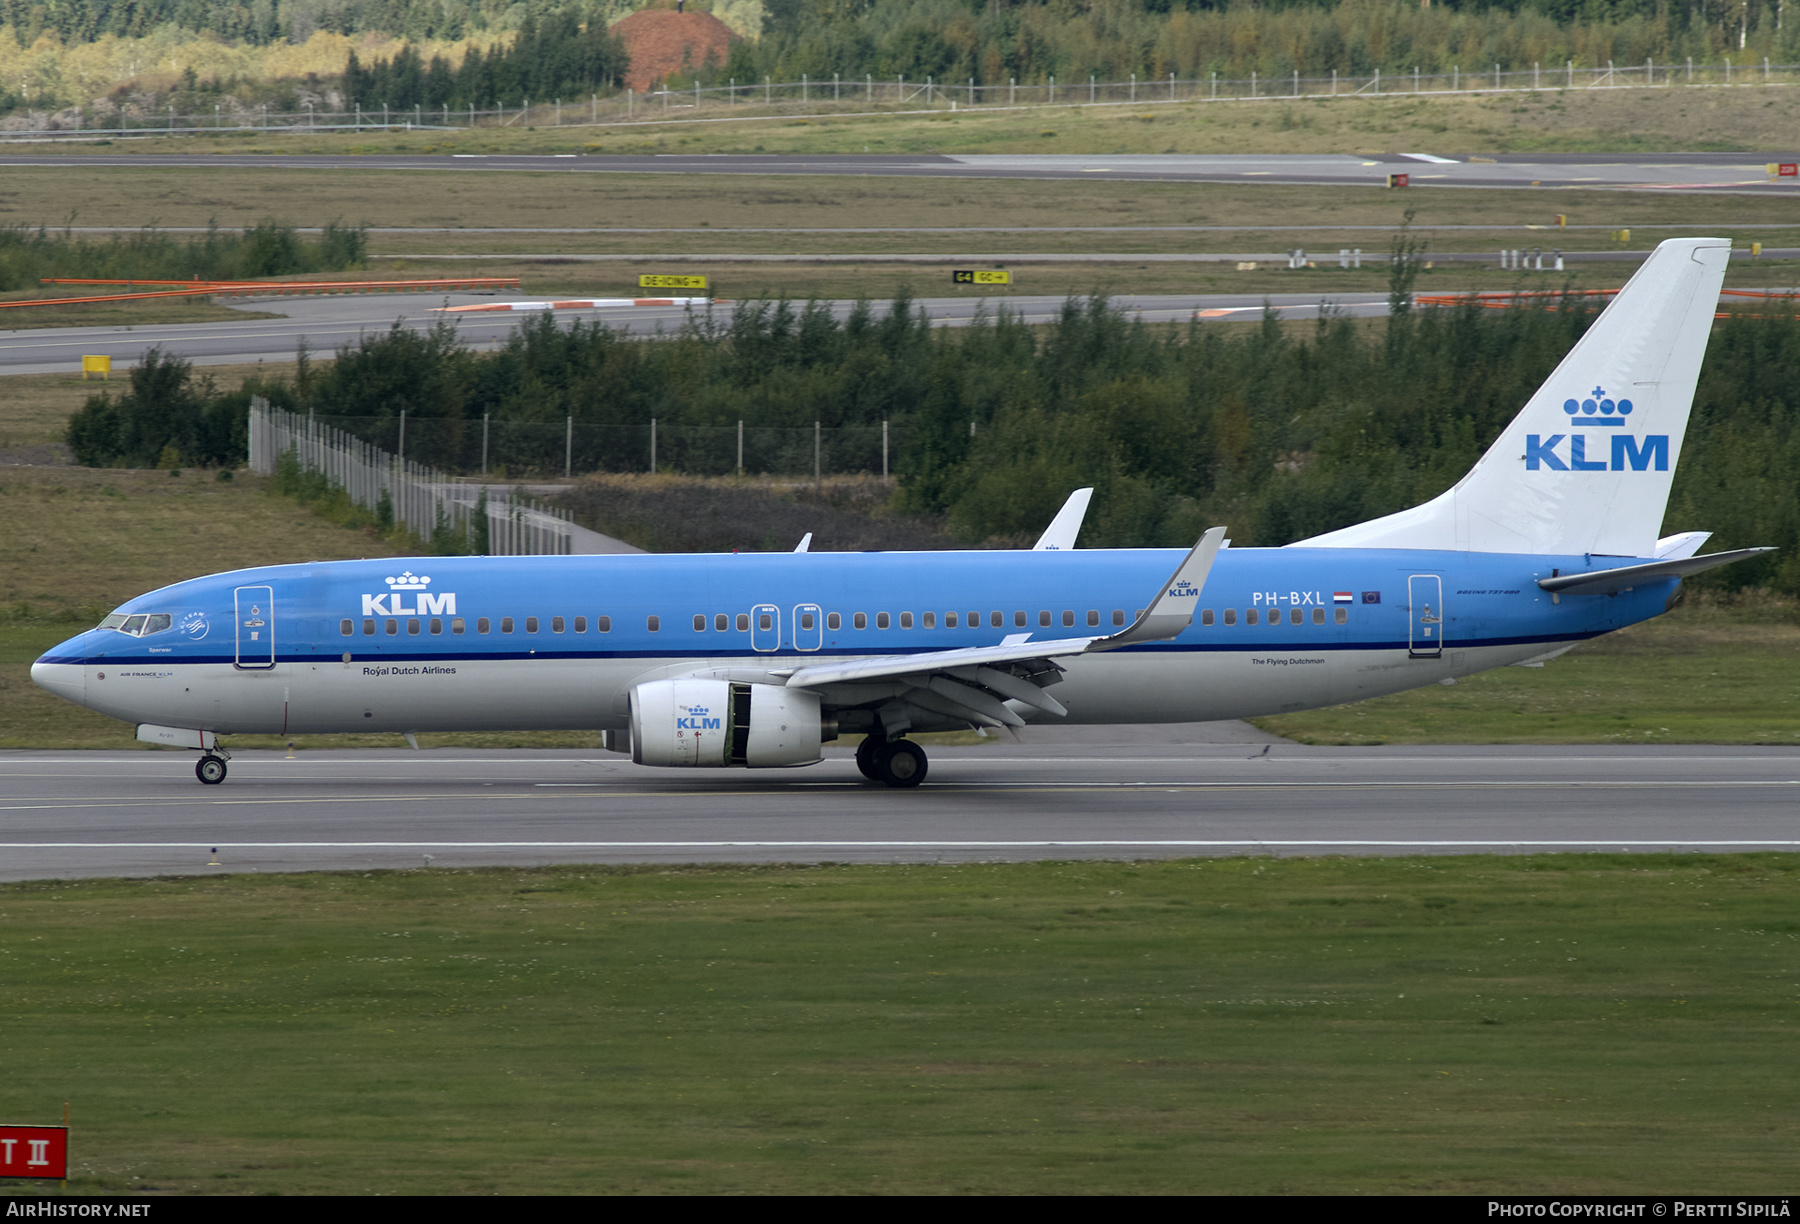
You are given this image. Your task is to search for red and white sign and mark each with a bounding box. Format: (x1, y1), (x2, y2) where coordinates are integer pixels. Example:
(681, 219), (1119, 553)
(0, 1126), (68, 1179)
(1779, 163), (1797, 177)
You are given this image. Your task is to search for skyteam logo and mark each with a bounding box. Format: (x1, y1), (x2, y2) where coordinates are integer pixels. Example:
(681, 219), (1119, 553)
(678, 704), (721, 731)
(1527, 385), (1668, 473)
(361, 572), (456, 616)
(179, 611), (209, 640)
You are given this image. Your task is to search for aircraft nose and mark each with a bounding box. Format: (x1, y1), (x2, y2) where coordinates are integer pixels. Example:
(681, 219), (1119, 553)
(31, 655), (86, 707)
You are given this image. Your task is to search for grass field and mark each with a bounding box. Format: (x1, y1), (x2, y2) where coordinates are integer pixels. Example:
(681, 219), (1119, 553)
(40, 79), (1800, 158)
(1, 855), (1795, 1194)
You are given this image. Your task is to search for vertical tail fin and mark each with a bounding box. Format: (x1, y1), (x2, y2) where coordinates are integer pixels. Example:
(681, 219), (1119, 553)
(1295, 237), (1730, 557)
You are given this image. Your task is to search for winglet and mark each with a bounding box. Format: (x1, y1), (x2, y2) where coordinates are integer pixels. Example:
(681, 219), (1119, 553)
(1033, 488), (1093, 551)
(1090, 526), (1228, 650)
(794, 532), (813, 553)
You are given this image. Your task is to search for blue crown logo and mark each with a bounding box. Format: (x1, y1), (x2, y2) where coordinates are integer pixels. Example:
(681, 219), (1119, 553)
(1562, 385), (1634, 427)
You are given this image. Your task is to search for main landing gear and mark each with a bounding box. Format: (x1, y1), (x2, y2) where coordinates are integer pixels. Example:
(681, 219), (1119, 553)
(195, 753), (228, 785)
(855, 736), (928, 789)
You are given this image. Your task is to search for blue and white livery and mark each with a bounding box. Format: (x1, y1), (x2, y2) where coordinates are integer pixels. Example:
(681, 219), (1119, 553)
(32, 239), (1770, 787)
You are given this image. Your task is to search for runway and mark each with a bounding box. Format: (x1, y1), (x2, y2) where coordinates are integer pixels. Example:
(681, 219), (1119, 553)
(3, 742), (1796, 881)
(0, 290), (1395, 374)
(3, 151), (1798, 193)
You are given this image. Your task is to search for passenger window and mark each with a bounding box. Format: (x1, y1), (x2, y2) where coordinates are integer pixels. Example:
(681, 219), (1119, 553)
(736, 613), (750, 632)
(854, 613), (867, 630)
(827, 612), (841, 630)
(477, 618), (491, 634)
(501, 617), (514, 633)
(801, 612), (815, 631)
(1291, 608), (1303, 625)
(363, 618), (376, 635)
(1201, 609), (1214, 626)
(923, 612), (935, 628)
(552, 616), (565, 633)
(715, 614), (728, 632)
(386, 619), (399, 635)
(1038, 611), (1051, 627)
(597, 616), (611, 633)
(1312, 607), (1325, 624)
(526, 617), (539, 634)
(1112, 610), (1126, 626)
(693, 614), (706, 632)
(899, 612), (912, 629)
(1335, 608), (1348, 625)
(1014, 611), (1026, 628)
(340, 619), (354, 636)
(647, 616), (660, 632)
(759, 612), (773, 631)
(430, 618), (442, 635)
(453, 618), (467, 634)
(1224, 609), (1237, 626)
(971, 612), (982, 627)
(945, 612), (958, 628)
(1087, 610), (1099, 627)
(573, 617), (585, 633)
(407, 618), (420, 635)
(1246, 609), (1258, 626)
(877, 612), (890, 630)
(990, 611), (1003, 628)
(1062, 610), (1074, 627)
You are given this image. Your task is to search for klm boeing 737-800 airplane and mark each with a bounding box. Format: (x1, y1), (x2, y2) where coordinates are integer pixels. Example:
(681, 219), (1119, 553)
(31, 238), (1772, 787)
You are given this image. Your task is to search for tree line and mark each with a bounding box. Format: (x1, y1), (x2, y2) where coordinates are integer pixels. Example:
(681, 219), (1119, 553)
(64, 287), (1797, 594)
(342, 10), (628, 110)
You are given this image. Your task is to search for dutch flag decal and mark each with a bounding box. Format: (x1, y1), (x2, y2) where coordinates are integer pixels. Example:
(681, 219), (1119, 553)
(1333, 591), (1353, 604)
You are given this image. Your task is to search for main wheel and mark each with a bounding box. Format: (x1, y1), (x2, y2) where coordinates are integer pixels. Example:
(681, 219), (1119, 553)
(196, 755), (227, 785)
(854, 735), (886, 780)
(874, 739), (928, 789)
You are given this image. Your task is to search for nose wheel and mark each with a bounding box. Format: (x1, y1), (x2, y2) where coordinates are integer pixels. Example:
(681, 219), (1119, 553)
(195, 754), (228, 785)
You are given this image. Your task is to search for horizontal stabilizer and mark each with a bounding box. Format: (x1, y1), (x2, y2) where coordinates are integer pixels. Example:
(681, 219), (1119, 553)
(1537, 548), (1774, 596)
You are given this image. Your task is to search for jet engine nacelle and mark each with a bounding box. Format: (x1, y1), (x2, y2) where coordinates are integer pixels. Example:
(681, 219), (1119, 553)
(629, 678), (824, 768)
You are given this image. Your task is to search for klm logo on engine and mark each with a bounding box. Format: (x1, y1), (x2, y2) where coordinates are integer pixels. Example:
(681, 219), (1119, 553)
(678, 704), (721, 731)
(1526, 386), (1668, 472)
(361, 571), (457, 616)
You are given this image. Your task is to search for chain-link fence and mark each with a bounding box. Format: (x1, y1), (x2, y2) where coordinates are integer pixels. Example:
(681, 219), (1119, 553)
(4, 58), (1794, 138)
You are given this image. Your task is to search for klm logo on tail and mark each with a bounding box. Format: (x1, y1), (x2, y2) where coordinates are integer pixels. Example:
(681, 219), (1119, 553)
(1526, 386), (1668, 472)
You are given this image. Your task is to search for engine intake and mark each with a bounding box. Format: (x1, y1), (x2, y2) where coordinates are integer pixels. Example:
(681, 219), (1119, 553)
(630, 678), (824, 768)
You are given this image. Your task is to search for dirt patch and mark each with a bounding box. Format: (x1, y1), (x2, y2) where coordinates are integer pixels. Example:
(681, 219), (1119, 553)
(0, 443), (72, 466)
(611, 8), (737, 93)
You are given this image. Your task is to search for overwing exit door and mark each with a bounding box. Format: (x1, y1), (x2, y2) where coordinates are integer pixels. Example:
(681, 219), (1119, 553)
(750, 604), (781, 652)
(235, 585), (275, 669)
(793, 604), (822, 651)
(1408, 575), (1443, 659)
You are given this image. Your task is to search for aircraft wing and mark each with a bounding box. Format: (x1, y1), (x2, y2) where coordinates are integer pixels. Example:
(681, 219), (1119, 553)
(782, 527), (1226, 727)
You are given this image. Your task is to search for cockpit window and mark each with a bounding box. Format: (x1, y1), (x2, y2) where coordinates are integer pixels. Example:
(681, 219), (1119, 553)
(100, 612), (174, 637)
